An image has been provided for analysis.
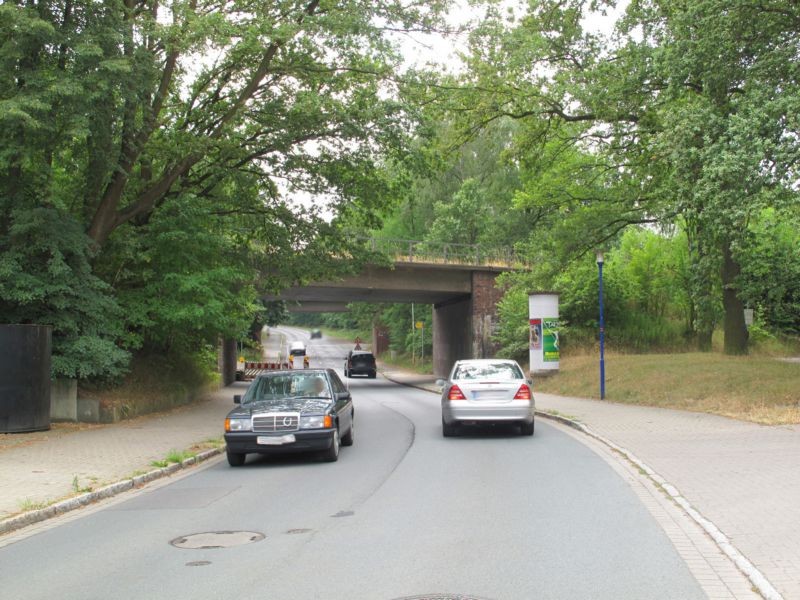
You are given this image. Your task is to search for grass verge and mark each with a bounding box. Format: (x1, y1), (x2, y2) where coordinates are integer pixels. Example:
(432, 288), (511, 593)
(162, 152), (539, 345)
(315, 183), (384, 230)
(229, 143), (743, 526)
(151, 448), (196, 468)
(378, 353), (433, 375)
(535, 352), (800, 425)
(318, 326), (371, 347)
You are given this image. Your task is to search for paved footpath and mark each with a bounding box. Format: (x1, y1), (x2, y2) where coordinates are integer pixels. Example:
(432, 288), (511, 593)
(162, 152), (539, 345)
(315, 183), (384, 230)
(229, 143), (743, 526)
(0, 384), (242, 521)
(381, 369), (800, 600)
(533, 392), (800, 600)
(0, 328), (284, 522)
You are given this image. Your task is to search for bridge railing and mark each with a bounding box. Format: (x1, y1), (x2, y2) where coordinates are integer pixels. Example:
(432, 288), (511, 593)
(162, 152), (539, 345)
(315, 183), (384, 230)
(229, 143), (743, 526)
(355, 236), (527, 269)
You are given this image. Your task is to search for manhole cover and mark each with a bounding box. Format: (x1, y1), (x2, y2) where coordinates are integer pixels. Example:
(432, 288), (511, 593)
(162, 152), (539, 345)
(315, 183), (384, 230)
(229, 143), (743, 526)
(170, 531), (265, 549)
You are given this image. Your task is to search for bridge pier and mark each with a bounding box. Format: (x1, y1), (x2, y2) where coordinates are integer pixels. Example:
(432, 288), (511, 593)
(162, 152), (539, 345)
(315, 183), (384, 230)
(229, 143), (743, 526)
(432, 272), (503, 378)
(471, 271), (503, 360)
(432, 298), (471, 378)
(372, 323), (390, 357)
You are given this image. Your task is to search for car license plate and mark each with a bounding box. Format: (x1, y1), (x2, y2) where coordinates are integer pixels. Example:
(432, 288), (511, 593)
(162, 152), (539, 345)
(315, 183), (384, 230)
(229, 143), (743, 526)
(473, 390), (508, 400)
(257, 434), (296, 445)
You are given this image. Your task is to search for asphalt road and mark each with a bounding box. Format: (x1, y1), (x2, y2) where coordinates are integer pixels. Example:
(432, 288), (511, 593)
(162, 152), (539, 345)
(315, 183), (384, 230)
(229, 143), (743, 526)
(0, 327), (704, 600)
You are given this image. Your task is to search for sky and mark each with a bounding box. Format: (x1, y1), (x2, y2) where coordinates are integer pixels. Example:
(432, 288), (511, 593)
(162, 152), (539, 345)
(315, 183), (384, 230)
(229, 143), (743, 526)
(295, 0), (629, 219)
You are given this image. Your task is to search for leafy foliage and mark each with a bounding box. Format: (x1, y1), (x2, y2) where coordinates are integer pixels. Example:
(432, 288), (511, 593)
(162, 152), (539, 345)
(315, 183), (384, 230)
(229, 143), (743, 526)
(0, 206), (128, 379)
(0, 0), (453, 380)
(433, 0), (800, 355)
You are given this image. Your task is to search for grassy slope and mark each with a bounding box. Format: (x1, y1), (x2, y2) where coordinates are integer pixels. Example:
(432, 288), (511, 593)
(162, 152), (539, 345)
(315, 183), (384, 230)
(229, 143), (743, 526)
(78, 352), (219, 419)
(535, 352), (800, 424)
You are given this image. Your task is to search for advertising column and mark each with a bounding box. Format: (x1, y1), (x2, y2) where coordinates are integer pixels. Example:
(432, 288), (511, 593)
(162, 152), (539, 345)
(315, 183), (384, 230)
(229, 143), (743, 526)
(529, 292), (559, 375)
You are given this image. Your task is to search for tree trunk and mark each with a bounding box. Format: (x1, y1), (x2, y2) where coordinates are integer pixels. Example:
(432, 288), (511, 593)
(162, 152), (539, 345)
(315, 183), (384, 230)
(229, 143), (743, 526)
(720, 239), (748, 355)
(697, 328), (713, 352)
(688, 231), (715, 352)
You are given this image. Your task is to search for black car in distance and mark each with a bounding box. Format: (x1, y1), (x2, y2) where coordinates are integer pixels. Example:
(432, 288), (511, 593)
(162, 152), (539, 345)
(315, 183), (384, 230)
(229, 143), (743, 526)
(344, 350), (377, 379)
(224, 369), (354, 466)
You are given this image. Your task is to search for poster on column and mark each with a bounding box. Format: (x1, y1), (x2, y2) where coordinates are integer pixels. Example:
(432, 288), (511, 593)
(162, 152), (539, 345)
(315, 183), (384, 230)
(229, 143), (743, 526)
(529, 319), (542, 350)
(542, 318), (559, 362)
(529, 292), (559, 373)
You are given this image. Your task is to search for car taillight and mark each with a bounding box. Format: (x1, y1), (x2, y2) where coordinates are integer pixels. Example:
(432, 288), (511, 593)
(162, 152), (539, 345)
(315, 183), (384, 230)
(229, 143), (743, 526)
(448, 385), (466, 400)
(513, 384), (532, 400)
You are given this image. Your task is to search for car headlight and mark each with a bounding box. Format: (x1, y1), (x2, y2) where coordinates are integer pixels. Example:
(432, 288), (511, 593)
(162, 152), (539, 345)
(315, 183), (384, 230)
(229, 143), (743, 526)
(299, 415), (333, 429)
(225, 418), (251, 432)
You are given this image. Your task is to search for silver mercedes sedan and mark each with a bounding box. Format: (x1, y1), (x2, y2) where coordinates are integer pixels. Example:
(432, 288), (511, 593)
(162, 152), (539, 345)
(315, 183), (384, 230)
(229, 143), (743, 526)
(438, 358), (535, 437)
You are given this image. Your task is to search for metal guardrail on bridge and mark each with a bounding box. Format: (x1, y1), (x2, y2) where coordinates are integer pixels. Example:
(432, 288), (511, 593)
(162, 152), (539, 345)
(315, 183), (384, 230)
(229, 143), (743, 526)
(354, 235), (527, 269)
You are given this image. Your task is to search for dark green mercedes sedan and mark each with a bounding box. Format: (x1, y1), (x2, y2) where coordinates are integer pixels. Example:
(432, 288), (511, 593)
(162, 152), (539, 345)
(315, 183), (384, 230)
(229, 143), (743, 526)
(223, 369), (354, 466)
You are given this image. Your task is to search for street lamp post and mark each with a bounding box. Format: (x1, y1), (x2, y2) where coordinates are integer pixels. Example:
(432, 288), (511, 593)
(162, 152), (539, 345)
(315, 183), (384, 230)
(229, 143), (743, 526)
(596, 251), (606, 400)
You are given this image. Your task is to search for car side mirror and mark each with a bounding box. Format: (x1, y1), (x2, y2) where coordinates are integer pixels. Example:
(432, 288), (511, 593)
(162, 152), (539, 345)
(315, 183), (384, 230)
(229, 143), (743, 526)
(233, 394), (242, 404)
(336, 391), (351, 401)
(435, 379), (446, 389)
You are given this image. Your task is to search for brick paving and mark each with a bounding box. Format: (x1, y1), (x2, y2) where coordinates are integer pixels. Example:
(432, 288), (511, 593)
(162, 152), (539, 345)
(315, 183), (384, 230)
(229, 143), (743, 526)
(381, 368), (800, 600)
(0, 384), (240, 520)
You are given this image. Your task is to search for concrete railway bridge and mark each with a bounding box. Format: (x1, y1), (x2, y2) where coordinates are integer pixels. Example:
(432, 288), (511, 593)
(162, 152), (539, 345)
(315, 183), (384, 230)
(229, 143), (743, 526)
(220, 237), (528, 381)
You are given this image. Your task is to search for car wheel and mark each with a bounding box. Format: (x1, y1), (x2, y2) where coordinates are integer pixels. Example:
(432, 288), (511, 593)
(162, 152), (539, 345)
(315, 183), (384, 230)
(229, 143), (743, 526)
(344, 369), (349, 378)
(322, 428), (340, 462)
(226, 450), (246, 467)
(442, 417), (457, 437)
(520, 420), (534, 436)
(369, 371), (376, 379)
(341, 420), (354, 446)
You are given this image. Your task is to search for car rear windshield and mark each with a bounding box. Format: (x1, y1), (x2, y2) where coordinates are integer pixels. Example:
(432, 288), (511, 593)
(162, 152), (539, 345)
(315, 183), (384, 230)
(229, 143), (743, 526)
(351, 354), (375, 366)
(452, 362), (523, 380)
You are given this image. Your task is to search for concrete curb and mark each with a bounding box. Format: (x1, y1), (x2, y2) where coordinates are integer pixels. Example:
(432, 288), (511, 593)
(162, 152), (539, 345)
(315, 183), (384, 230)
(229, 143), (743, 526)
(382, 371), (783, 600)
(0, 447), (223, 537)
(534, 411), (783, 600)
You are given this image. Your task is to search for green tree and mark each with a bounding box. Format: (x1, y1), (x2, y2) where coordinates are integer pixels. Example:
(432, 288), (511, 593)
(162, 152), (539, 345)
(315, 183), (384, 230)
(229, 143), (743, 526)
(448, 0), (800, 353)
(0, 206), (129, 378)
(737, 208), (800, 334)
(0, 0), (453, 378)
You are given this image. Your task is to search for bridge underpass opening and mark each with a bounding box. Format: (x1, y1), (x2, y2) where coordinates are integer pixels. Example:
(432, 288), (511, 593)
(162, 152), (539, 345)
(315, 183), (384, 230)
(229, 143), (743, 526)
(216, 237), (528, 383)
(260, 264), (507, 379)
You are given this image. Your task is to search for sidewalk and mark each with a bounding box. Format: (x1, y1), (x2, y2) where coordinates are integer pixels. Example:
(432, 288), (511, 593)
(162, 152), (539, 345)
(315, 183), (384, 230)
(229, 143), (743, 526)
(0, 329), (284, 528)
(381, 367), (800, 600)
(0, 384), (240, 524)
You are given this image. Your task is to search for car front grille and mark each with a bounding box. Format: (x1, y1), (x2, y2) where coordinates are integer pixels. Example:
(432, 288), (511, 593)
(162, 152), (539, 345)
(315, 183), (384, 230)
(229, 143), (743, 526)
(252, 413), (300, 433)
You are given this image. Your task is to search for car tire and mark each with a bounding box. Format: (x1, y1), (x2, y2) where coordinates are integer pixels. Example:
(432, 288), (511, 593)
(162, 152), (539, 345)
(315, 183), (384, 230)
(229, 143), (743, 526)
(344, 369), (350, 378)
(369, 371), (376, 379)
(226, 450), (246, 467)
(341, 420), (354, 446)
(442, 417), (457, 437)
(322, 428), (340, 462)
(520, 420), (534, 436)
